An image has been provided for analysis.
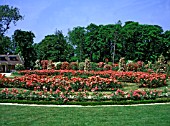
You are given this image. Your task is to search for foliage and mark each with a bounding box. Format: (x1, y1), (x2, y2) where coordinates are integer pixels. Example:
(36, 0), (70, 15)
(61, 62), (69, 70)
(1, 70), (168, 89)
(0, 4), (23, 55)
(69, 62), (78, 70)
(15, 63), (25, 71)
(68, 26), (86, 61)
(0, 35), (12, 54)
(0, 7), (170, 64)
(54, 62), (62, 70)
(0, 5), (23, 35)
(78, 62), (85, 70)
(90, 62), (98, 71)
(68, 21), (170, 63)
(37, 30), (73, 62)
(13, 30), (36, 69)
(0, 69), (169, 105)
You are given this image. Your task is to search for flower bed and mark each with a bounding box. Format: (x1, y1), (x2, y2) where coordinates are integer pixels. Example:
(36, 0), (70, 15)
(0, 70), (169, 104)
(17, 70), (168, 88)
(0, 74), (122, 91)
(0, 87), (169, 103)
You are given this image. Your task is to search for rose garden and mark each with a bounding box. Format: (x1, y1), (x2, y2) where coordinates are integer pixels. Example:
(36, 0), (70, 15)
(1, 57), (169, 105)
(1, 4), (170, 126)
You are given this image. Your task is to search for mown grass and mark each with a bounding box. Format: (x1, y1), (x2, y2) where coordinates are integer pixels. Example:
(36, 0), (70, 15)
(0, 104), (170, 126)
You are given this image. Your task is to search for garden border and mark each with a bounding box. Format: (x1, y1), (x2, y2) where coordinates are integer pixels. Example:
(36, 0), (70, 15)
(0, 98), (170, 106)
(0, 102), (170, 107)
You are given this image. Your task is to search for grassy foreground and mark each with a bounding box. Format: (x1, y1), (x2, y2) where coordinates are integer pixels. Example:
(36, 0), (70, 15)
(0, 104), (170, 126)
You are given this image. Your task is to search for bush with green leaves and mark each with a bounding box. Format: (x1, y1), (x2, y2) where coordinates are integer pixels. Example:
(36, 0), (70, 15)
(78, 62), (85, 70)
(15, 64), (25, 71)
(61, 62), (69, 70)
(69, 62), (78, 70)
(90, 62), (98, 70)
(54, 62), (62, 70)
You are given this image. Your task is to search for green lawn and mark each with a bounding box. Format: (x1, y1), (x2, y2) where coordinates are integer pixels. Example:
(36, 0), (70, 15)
(0, 104), (170, 126)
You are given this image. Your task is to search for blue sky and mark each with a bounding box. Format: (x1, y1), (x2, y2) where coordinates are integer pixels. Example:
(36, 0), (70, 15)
(1, 0), (170, 43)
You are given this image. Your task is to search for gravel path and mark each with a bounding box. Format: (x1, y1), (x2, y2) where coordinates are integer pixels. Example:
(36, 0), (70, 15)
(0, 102), (170, 107)
(0, 73), (11, 77)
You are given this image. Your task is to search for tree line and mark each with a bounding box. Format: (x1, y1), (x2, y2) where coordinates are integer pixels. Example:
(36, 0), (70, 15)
(0, 5), (170, 69)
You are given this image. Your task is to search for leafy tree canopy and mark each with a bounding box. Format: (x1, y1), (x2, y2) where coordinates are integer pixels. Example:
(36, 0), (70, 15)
(37, 30), (72, 62)
(13, 30), (36, 69)
(0, 5), (23, 35)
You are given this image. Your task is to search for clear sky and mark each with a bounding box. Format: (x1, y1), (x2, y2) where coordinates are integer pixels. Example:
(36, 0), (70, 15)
(1, 0), (170, 43)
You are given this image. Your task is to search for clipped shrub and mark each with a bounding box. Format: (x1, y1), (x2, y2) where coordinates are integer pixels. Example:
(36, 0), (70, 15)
(54, 62), (62, 70)
(104, 64), (112, 70)
(15, 64), (25, 71)
(47, 60), (53, 70)
(112, 64), (119, 71)
(84, 59), (90, 71)
(79, 62), (85, 70)
(90, 62), (98, 70)
(98, 62), (104, 68)
(61, 62), (69, 70)
(127, 62), (138, 71)
(108, 62), (113, 66)
(40, 60), (48, 69)
(34, 60), (41, 70)
(69, 62), (78, 70)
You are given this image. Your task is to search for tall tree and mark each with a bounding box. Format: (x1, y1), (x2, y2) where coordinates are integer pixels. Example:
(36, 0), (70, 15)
(0, 35), (12, 54)
(107, 22), (122, 64)
(121, 21), (140, 60)
(37, 30), (70, 62)
(139, 24), (164, 62)
(13, 30), (36, 69)
(162, 30), (170, 61)
(0, 5), (23, 55)
(0, 5), (23, 35)
(68, 27), (86, 62)
(67, 21), (169, 63)
(85, 23), (100, 62)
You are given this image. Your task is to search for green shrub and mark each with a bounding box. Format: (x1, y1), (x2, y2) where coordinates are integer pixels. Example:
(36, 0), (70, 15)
(90, 62), (98, 70)
(108, 62), (113, 66)
(79, 62), (85, 70)
(54, 62), (62, 70)
(69, 62), (78, 70)
(15, 64), (25, 71)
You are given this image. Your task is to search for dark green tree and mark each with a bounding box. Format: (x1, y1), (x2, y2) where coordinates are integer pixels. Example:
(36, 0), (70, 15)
(138, 24), (164, 62)
(85, 23), (100, 62)
(67, 21), (169, 63)
(68, 27), (86, 62)
(37, 30), (70, 62)
(121, 21), (140, 60)
(162, 30), (170, 61)
(13, 30), (36, 69)
(0, 35), (12, 54)
(0, 5), (23, 35)
(0, 5), (23, 55)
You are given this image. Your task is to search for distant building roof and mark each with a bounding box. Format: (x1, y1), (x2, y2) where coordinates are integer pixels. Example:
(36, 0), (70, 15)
(0, 54), (24, 65)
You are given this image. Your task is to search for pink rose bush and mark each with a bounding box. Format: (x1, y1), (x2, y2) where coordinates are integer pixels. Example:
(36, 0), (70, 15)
(0, 70), (169, 103)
